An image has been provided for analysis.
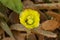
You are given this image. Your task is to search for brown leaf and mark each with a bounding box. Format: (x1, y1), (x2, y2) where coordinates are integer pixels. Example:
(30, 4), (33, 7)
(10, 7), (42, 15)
(37, 34), (44, 40)
(9, 12), (20, 24)
(46, 11), (60, 26)
(46, 11), (60, 23)
(23, 0), (36, 10)
(12, 31), (27, 40)
(2, 37), (15, 40)
(0, 28), (4, 35)
(10, 24), (27, 32)
(40, 11), (47, 23)
(26, 33), (37, 40)
(0, 28), (4, 40)
(32, 28), (57, 38)
(41, 20), (59, 31)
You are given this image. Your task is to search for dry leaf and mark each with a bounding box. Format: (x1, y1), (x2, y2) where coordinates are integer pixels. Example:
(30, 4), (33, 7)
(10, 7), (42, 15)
(37, 34), (44, 40)
(32, 28), (57, 38)
(0, 28), (4, 35)
(12, 31), (27, 40)
(26, 33), (37, 40)
(10, 24), (27, 32)
(9, 12), (20, 24)
(0, 28), (4, 40)
(23, 0), (36, 10)
(2, 37), (15, 40)
(40, 11), (47, 23)
(46, 11), (60, 24)
(41, 20), (59, 31)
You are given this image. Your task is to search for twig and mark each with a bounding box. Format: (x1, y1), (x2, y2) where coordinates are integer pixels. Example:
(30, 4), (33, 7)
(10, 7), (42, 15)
(35, 3), (60, 9)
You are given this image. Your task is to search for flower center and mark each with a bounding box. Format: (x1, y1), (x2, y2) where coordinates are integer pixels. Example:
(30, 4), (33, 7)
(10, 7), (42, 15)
(26, 16), (34, 25)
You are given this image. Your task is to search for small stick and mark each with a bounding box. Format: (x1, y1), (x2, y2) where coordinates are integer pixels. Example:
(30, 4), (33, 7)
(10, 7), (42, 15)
(35, 3), (60, 9)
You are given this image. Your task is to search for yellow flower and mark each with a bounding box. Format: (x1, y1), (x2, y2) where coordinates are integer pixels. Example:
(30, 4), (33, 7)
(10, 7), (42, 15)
(19, 9), (40, 29)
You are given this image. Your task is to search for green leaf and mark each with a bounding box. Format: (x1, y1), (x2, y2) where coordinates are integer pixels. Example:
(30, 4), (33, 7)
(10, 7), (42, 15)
(0, 0), (23, 14)
(0, 20), (15, 39)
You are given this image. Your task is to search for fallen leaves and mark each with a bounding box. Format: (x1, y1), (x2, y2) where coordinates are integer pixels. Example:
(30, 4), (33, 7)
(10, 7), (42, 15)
(41, 20), (59, 31)
(23, 0), (36, 10)
(1, 0), (60, 40)
(10, 24), (27, 32)
(32, 28), (57, 38)
(46, 11), (60, 24)
(40, 11), (47, 23)
(2, 37), (15, 40)
(9, 12), (20, 24)
(46, 11), (60, 30)
(12, 31), (26, 40)
(26, 33), (37, 40)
